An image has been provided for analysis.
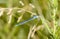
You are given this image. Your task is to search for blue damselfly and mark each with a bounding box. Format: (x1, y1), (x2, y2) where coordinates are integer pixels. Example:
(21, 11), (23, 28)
(15, 15), (39, 26)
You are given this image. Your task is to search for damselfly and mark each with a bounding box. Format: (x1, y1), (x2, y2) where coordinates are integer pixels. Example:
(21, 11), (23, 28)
(15, 15), (39, 26)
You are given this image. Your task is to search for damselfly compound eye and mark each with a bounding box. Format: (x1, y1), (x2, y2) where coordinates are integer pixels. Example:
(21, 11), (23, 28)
(33, 15), (38, 19)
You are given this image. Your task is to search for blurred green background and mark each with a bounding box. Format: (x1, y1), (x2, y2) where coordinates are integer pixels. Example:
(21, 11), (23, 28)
(0, 0), (60, 39)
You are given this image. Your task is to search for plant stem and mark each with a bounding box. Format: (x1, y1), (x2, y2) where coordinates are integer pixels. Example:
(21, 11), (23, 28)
(32, 0), (51, 34)
(49, 0), (58, 38)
